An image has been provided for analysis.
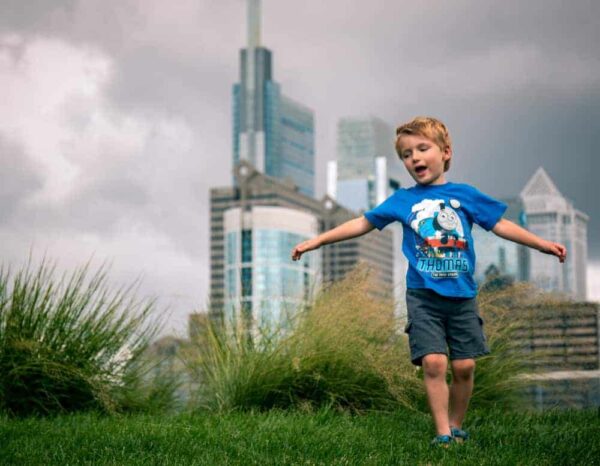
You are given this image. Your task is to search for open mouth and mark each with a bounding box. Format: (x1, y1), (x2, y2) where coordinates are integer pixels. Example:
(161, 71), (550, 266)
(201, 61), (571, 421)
(415, 166), (427, 176)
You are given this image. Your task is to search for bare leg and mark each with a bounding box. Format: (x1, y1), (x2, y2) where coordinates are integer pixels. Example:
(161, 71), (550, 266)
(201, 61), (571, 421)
(422, 353), (451, 436)
(448, 358), (476, 429)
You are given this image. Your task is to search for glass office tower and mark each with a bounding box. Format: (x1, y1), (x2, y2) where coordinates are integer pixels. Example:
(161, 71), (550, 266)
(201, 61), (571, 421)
(332, 116), (405, 212)
(232, 0), (315, 197)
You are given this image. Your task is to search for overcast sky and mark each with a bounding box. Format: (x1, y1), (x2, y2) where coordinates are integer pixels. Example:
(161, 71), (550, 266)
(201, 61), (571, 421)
(1, 0), (598, 336)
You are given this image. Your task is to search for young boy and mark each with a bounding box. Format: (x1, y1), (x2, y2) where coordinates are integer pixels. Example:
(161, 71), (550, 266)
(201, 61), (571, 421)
(291, 116), (567, 446)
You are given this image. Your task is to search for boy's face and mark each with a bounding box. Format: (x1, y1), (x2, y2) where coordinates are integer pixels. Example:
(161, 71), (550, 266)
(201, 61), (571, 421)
(397, 134), (452, 186)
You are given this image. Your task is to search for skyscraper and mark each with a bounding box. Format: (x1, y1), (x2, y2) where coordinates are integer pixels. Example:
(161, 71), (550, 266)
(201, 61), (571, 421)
(232, 0), (315, 197)
(328, 116), (406, 212)
(520, 167), (588, 300)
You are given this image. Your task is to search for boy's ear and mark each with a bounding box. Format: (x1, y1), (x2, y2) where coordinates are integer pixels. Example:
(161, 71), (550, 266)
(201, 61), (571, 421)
(443, 146), (452, 161)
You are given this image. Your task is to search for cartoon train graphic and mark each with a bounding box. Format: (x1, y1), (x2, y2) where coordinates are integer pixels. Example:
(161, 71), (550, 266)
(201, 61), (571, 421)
(410, 199), (468, 258)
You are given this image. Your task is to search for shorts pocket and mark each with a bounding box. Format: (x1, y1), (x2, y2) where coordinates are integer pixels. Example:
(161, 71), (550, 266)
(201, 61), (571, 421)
(477, 315), (487, 341)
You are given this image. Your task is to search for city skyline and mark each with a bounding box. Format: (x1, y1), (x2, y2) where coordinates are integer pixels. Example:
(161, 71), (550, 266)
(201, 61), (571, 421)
(0, 0), (598, 335)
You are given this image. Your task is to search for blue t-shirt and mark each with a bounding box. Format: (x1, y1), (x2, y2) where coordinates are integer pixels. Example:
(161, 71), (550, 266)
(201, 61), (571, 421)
(364, 182), (507, 298)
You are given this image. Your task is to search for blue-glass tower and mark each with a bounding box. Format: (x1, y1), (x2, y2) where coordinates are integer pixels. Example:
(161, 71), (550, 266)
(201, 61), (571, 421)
(333, 117), (404, 212)
(232, 0), (315, 197)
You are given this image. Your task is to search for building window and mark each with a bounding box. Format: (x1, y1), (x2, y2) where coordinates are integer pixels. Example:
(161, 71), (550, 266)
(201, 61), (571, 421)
(241, 267), (252, 297)
(499, 247), (506, 273)
(226, 268), (237, 297)
(242, 229), (252, 263)
(226, 232), (238, 265)
(528, 213), (557, 224)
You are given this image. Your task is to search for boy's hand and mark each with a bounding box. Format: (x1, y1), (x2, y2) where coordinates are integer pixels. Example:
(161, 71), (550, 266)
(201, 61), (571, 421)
(291, 238), (322, 261)
(538, 240), (567, 263)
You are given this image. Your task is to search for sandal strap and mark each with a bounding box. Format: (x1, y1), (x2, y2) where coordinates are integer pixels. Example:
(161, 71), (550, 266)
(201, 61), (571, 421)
(450, 426), (469, 439)
(431, 434), (453, 444)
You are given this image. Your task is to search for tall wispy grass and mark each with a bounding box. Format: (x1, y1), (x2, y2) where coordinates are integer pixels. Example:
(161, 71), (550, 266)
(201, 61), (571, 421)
(187, 267), (424, 413)
(0, 259), (178, 417)
(189, 267), (571, 414)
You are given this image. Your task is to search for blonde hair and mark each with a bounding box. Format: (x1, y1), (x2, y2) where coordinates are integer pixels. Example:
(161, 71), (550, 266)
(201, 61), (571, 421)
(395, 116), (452, 172)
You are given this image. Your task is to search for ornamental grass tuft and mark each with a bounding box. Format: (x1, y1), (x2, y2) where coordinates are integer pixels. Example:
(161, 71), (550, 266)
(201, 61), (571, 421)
(187, 267), (423, 413)
(189, 267), (569, 414)
(0, 259), (178, 417)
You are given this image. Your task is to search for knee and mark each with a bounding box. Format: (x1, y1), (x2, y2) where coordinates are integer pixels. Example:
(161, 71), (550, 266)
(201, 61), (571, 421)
(451, 359), (475, 381)
(422, 353), (447, 378)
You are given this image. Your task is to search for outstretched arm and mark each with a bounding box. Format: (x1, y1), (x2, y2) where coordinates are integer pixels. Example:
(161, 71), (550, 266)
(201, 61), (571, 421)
(291, 216), (375, 261)
(491, 218), (567, 263)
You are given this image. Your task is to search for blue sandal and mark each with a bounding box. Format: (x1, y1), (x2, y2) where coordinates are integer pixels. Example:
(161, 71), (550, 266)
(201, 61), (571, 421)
(450, 426), (469, 442)
(431, 434), (454, 447)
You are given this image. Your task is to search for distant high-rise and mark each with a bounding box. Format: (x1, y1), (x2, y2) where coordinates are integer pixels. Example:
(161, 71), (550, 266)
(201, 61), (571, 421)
(206, 161), (394, 335)
(329, 117), (406, 212)
(232, 0), (315, 197)
(520, 167), (588, 300)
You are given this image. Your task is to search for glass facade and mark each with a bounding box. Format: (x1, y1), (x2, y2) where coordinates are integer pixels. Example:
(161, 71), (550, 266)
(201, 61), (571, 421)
(337, 121), (373, 179)
(223, 207), (320, 336)
(233, 47), (315, 197)
(336, 117), (393, 180)
(334, 117), (401, 212)
(264, 81), (282, 180)
(232, 84), (241, 169)
(278, 96), (315, 197)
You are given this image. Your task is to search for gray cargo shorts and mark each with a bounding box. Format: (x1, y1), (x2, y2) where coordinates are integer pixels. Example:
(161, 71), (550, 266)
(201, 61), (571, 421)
(404, 287), (490, 366)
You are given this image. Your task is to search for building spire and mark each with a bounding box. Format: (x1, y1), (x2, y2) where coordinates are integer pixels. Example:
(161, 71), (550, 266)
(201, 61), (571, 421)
(247, 0), (261, 49)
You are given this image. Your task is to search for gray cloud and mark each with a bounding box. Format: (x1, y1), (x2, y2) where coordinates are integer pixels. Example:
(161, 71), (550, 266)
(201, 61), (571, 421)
(0, 137), (43, 224)
(1, 0), (598, 336)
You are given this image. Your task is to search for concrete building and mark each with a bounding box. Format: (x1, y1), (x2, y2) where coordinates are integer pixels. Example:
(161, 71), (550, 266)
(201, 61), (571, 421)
(515, 301), (600, 409)
(232, 0), (315, 197)
(520, 167), (588, 300)
(516, 302), (600, 372)
(204, 161), (394, 335)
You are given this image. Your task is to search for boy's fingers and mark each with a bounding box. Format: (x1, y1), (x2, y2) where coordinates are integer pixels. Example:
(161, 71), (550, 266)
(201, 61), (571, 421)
(292, 240), (318, 260)
(291, 245), (303, 260)
(554, 244), (567, 262)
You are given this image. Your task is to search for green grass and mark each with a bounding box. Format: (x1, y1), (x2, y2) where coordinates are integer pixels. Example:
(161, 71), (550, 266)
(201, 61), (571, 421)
(1, 408), (599, 465)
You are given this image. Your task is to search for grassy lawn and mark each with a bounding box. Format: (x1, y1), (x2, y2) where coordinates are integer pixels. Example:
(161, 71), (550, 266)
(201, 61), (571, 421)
(1, 408), (599, 465)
